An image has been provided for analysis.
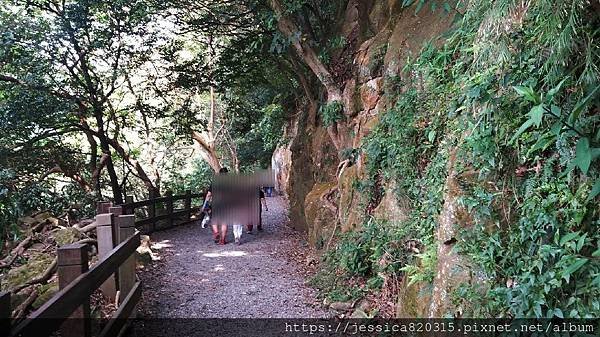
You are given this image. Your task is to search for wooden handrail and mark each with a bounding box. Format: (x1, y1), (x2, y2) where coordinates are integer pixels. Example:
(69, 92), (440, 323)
(10, 232), (141, 337)
(120, 190), (205, 232)
(98, 281), (142, 337)
(120, 192), (204, 210)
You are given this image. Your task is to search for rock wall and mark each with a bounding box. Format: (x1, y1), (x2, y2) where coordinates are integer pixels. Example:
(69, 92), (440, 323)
(272, 0), (455, 316)
(272, 0), (600, 320)
(273, 1), (452, 239)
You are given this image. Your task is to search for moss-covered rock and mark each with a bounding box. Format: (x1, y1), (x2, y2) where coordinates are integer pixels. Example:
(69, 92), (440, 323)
(396, 277), (433, 318)
(337, 166), (367, 232)
(136, 235), (157, 266)
(2, 252), (54, 292)
(373, 180), (410, 225)
(32, 281), (58, 309)
(304, 182), (338, 249)
(52, 227), (82, 246)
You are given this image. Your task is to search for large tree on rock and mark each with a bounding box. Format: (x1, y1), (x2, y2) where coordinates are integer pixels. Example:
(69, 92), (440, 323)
(268, 0), (355, 154)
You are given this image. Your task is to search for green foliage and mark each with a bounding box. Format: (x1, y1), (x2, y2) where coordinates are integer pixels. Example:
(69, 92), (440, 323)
(0, 169), (20, 248)
(400, 245), (438, 286)
(308, 261), (365, 302)
(457, 163), (600, 318)
(401, 0), (456, 14)
(364, 88), (419, 186)
(256, 103), (286, 152)
(311, 218), (409, 300)
(318, 36), (347, 64)
(163, 158), (213, 195)
(325, 0), (600, 319)
(319, 100), (343, 127)
(367, 43), (388, 75)
(510, 83), (600, 183)
(0, 166), (95, 253)
(446, 0), (599, 318)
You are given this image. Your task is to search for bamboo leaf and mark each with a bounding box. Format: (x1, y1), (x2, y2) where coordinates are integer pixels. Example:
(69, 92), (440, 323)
(529, 104), (545, 127)
(510, 118), (534, 144)
(571, 84), (599, 121)
(574, 137), (591, 174)
(562, 258), (588, 280)
(547, 78), (568, 102)
(588, 179), (600, 201)
(559, 231), (580, 246)
(513, 86), (539, 103)
(554, 308), (564, 319)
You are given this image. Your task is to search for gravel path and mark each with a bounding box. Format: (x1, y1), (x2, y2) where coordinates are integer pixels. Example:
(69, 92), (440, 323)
(135, 196), (330, 319)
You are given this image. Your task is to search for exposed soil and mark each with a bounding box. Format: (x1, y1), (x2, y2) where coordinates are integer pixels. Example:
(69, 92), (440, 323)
(135, 196), (331, 319)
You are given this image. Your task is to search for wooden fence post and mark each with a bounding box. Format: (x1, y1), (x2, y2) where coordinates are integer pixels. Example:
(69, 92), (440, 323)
(57, 243), (91, 337)
(148, 190), (157, 232)
(109, 206), (123, 244)
(184, 190), (192, 221)
(166, 190), (173, 228)
(108, 206), (123, 290)
(96, 213), (117, 301)
(1, 291), (10, 336)
(96, 201), (112, 215)
(116, 215), (136, 306)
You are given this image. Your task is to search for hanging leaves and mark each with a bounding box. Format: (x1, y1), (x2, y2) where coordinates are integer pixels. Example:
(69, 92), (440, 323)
(574, 138), (591, 174)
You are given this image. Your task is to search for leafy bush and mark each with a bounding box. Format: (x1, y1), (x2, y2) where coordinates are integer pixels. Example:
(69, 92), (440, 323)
(319, 100), (343, 127)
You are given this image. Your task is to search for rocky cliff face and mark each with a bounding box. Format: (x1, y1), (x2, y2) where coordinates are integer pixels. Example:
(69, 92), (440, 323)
(272, 0), (600, 320)
(271, 0), (455, 317)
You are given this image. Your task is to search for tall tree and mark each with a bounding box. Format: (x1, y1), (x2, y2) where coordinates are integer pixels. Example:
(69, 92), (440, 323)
(0, 0), (165, 202)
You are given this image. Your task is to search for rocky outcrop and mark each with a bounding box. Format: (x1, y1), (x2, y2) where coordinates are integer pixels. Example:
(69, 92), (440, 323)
(52, 227), (83, 246)
(272, 0), (457, 318)
(396, 277), (432, 318)
(427, 151), (474, 317)
(2, 252), (55, 292)
(271, 145), (291, 197)
(304, 182), (338, 249)
(372, 180), (410, 225)
(337, 165), (365, 232)
(273, 0), (453, 233)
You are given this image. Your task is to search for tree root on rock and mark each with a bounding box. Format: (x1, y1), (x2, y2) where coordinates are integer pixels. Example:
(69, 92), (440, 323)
(10, 258), (58, 294)
(11, 286), (39, 322)
(0, 236), (33, 269)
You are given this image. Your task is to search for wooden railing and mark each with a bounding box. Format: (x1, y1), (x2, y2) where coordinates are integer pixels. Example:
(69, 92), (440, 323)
(0, 190), (205, 336)
(1, 206), (140, 337)
(120, 190), (205, 233)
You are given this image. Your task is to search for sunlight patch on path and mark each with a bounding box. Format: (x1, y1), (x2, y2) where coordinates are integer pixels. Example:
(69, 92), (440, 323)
(151, 240), (173, 250)
(202, 251), (247, 258)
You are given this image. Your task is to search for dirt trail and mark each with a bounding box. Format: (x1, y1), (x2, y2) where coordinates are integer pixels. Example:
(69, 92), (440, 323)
(135, 196), (330, 319)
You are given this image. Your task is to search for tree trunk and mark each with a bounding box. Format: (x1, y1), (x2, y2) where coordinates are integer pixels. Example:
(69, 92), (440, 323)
(100, 139), (123, 204)
(270, 0), (341, 99)
(288, 54), (319, 127)
(93, 107), (124, 204)
(105, 136), (160, 197)
(270, 0), (349, 152)
(192, 131), (222, 172)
